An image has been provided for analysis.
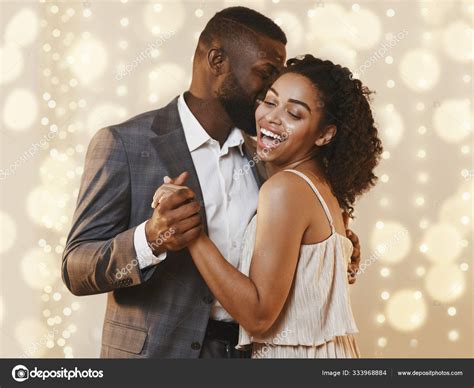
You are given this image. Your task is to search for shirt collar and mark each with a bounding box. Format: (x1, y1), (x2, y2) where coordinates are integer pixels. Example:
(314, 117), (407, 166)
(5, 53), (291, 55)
(177, 94), (211, 152)
(177, 93), (245, 156)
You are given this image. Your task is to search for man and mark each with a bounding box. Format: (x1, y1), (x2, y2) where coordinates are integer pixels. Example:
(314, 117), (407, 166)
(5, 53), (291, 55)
(62, 6), (360, 359)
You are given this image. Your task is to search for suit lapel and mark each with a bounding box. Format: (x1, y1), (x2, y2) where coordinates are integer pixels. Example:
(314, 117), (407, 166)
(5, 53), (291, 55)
(149, 97), (208, 234)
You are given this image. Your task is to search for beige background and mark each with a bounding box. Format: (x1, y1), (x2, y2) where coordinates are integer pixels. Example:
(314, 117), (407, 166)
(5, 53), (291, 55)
(0, 0), (472, 358)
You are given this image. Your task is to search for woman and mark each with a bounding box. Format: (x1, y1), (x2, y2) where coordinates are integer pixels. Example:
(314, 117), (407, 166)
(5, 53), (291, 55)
(168, 55), (381, 358)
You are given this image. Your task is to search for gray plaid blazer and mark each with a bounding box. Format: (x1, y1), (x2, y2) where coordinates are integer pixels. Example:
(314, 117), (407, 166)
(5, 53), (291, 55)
(61, 97), (266, 358)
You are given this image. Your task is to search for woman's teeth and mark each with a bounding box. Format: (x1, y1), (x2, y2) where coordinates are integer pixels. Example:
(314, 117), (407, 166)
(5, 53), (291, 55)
(261, 128), (284, 142)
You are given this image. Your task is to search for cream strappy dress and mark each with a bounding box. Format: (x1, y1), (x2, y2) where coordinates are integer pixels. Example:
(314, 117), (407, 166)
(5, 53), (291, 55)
(237, 169), (361, 358)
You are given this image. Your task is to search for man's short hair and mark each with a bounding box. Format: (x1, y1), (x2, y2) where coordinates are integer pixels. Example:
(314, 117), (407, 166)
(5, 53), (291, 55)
(198, 6), (287, 53)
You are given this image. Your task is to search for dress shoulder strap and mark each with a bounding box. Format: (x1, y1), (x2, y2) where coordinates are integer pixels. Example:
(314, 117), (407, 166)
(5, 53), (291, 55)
(283, 169), (335, 233)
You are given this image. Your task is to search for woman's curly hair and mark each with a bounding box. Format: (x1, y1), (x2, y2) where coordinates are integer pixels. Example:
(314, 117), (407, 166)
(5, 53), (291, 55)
(283, 54), (383, 218)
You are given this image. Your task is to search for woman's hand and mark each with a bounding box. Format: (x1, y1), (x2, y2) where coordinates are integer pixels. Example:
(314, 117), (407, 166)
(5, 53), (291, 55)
(145, 172), (203, 254)
(151, 172), (190, 208)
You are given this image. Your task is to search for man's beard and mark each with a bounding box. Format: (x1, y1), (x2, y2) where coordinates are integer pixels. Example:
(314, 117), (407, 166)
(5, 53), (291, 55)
(217, 72), (257, 136)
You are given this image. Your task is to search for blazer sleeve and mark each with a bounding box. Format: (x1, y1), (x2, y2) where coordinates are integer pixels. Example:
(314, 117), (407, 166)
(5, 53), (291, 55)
(62, 126), (152, 296)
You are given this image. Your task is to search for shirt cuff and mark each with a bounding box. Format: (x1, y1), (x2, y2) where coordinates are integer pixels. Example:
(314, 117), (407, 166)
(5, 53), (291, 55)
(134, 221), (167, 269)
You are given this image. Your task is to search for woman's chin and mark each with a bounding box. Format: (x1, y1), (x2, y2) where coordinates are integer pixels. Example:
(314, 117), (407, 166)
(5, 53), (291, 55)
(257, 146), (271, 161)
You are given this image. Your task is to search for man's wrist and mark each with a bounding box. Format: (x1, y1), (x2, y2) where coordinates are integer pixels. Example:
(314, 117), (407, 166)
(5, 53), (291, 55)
(144, 220), (167, 256)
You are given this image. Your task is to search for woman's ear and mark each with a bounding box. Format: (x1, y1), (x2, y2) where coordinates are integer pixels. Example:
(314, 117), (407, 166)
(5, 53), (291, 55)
(315, 125), (337, 146)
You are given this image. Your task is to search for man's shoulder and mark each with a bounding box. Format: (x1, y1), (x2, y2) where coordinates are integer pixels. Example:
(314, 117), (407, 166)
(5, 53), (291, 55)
(111, 97), (180, 140)
(111, 108), (159, 139)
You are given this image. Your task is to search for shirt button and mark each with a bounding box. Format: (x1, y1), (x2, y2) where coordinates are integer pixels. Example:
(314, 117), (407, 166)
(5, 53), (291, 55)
(191, 341), (201, 351)
(232, 241), (237, 248)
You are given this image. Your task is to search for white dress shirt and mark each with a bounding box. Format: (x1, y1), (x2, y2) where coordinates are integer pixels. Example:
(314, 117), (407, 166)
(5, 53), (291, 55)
(133, 93), (259, 321)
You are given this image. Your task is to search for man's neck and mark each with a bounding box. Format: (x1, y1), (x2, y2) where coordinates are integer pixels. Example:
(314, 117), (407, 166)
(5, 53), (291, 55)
(183, 91), (233, 147)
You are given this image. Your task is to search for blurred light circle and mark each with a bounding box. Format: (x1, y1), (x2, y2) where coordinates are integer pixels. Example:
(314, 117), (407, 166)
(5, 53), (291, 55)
(0, 298), (3, 325)
(4, 8), (39, 47)
(433, 99), (472, 143)
(0, 211), (17, 254)
(370, 221), (410, 264)
(0, 44), (24, 85)
(2, 88), (38, 131)
(14, 318), (50, 357)
(148, 63), (187, 105)
(68, 38), (108, 84)
(442, 20), (474, 63)
(224, 0), (265, 12)
(144, 1), (186, 35)
(386, 289), (427, 332)
(419, 1), (454, 25)
(345, 9), (382, 50)
(460, 0), (474, 18)
(439, 195), (473, 236)
(373, 104), (404, 148)
(313, 42), (357, 70)
(272, 12), (303, 47)
(26, 185), (73, 231)
(425, 264), (465, 302)
(399, 49), (440, 92)
(21, 248), (59, 290)
(421, 223), (463, 263)
(86, 103), (128, 138)
(40, 153), (80, 188)
(307, 4), (349, 43)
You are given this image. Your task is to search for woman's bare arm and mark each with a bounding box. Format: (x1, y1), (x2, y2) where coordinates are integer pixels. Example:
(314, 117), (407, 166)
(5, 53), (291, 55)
(188, 172), (308, 336)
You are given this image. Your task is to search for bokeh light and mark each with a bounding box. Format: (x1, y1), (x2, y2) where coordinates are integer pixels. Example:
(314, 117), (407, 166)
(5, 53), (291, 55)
(0, 211), (17, 254)
(370, 221), (411, 264)
(386, 290), (427, 332)
(421, 223), (463, 264)
(425, 264), (466, 303)
(20, 248), (59, 290)
(2, 88), (38, 131)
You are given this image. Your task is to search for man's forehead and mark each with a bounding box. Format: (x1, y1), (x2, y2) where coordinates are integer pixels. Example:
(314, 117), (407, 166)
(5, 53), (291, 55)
(255, 37), (286, 66)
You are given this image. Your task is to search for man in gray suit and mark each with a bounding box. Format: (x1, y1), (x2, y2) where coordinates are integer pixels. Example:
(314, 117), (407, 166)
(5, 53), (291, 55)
(62, 7), (360, 358)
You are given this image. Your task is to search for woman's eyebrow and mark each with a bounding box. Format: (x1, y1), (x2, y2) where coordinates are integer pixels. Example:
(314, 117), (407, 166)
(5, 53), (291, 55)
(268, 87), (312, 113)
(288, 99), (311, 113)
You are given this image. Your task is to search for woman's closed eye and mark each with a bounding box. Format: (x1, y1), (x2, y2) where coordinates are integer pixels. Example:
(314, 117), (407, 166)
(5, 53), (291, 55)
(263, 99), (277, 107)
(287, 111), (301, 120)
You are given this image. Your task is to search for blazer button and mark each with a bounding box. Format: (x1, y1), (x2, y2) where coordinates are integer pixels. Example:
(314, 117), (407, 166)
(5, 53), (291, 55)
(202, 295), (214, 304)
(191, 341), (201, 351)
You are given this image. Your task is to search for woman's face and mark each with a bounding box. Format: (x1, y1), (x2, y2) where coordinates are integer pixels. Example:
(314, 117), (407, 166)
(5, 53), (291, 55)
(255, 72), (331, 165)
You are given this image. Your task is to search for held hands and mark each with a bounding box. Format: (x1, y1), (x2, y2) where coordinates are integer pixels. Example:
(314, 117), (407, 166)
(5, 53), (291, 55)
(145, 172), (203, 254)
(343, 212), (361, 285)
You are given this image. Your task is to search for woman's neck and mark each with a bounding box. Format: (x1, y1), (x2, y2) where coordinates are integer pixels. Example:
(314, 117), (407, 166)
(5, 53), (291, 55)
(265, 153), (327, 182)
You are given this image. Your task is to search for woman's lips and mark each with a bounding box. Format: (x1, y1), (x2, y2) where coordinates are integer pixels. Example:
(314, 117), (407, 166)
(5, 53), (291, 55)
(257, 127), (288, 150)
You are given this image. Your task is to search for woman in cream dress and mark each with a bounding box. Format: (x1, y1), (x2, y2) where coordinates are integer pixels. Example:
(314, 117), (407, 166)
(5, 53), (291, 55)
(187, 55), (383, 358)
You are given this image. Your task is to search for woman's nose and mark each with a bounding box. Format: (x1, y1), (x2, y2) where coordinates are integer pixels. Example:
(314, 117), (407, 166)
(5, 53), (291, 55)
(266, 109), (282, 126)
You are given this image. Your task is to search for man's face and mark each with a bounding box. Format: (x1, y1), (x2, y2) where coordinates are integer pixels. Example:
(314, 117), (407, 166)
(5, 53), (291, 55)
(217, 36), (286, 135)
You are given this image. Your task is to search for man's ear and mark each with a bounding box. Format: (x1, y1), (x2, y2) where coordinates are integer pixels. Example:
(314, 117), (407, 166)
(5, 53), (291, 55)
(315, 125), (337, 146)
(207, 48), (228, 75)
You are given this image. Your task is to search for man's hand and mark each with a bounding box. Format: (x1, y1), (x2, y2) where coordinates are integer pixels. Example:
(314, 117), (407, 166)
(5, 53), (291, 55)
(343, 212), (361, 285)
(145, 172), (203, 254)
